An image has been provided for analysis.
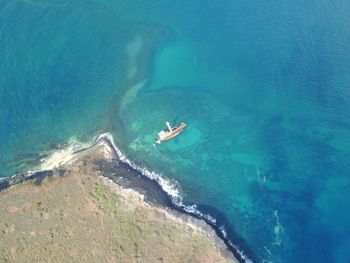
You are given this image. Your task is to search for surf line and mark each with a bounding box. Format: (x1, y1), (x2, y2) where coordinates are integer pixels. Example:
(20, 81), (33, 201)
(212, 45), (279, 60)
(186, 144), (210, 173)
(96, 133), (254, 263)
(0, 132), (254, 263)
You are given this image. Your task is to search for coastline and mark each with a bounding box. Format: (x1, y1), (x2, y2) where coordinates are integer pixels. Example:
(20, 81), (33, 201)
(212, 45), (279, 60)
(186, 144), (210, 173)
(0, 133), (244, 263)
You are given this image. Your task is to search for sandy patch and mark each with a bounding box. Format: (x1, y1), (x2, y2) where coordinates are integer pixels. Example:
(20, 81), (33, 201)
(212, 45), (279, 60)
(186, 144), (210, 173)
(84, 201), (97, 213)
(7, 206), (18, 213)
(22, 202), (32, 211)
(0, 138), (237, 263)
(40, 141), (91, 170)
(4, 224), (16, 234)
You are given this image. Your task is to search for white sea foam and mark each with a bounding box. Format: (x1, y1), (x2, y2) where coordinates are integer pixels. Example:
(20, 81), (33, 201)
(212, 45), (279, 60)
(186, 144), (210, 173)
(4, 132), (252, 263)
(272, 210), (284, 246)
(95, 132), (254, 263)
(40, 139), (92, 170)
(95, 133), (181, 199)
(0, 169), (37, 185)
(178, 203), (217, 224)
(217, 226), (253, 263)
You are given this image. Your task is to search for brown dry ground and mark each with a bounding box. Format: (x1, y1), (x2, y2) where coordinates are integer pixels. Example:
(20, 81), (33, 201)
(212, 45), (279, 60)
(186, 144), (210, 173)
(0, 157), (234, 263)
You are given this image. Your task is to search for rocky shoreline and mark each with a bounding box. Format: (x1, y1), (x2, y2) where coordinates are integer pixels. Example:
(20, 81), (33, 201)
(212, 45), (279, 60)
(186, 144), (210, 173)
(0, 137), (240, 263)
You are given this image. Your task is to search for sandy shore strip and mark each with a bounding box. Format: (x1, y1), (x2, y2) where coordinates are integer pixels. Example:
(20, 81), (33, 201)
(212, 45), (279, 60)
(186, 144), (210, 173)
(0, 137), (239, 263)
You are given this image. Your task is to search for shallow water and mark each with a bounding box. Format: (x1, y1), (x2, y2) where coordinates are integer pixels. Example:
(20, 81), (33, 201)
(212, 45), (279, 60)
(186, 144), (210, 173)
(1, 0), (350, 262)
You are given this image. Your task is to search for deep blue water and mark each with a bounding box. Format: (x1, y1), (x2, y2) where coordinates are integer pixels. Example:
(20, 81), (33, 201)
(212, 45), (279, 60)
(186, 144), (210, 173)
(1, 0), (350, 262)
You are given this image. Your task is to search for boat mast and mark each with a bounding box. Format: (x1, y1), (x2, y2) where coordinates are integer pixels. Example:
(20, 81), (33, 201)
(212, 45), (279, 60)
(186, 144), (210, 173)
(166, 122), (172, 132)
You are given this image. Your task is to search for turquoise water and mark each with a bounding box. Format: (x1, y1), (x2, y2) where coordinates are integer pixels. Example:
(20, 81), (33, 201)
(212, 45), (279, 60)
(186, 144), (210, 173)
(2, 1), (350, 262)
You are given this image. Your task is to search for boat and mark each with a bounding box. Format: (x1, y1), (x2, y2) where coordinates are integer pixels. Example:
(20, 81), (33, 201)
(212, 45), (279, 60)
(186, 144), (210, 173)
(156, 122), (188, 144)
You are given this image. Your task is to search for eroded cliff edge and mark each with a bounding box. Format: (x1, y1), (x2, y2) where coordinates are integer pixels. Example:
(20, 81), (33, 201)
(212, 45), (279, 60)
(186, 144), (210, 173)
(0, 141), (238, 263)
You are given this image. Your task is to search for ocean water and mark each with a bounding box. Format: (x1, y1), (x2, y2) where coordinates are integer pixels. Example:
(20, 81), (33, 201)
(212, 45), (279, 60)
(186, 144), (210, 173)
(1, 0), (350, 262)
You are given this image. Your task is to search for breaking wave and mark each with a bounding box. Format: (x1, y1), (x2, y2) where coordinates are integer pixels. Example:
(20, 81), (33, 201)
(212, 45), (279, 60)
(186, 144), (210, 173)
(1, 132), (252, 263)
(95, 133), (253, 263)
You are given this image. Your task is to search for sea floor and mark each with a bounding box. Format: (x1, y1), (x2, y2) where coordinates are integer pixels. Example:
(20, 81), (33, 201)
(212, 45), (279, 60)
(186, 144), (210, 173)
(1, 1), (350, 262)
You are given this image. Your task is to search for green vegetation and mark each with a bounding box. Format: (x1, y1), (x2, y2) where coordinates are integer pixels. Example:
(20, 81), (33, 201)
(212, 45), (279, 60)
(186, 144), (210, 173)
(34, 202), (42, 210)
(0, 145), (234, 263)
(89, 183), (118, 216)
(47, 175), (54, 182)
(0, 248), (9, 263)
